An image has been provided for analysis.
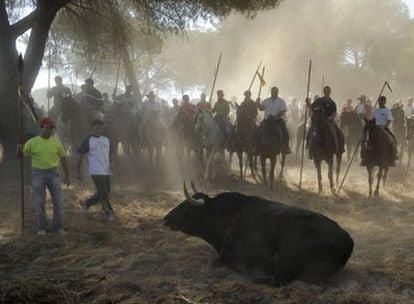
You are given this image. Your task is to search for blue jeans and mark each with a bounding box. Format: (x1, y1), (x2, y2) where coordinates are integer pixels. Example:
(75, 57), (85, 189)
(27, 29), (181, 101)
(31, 168), (63, 230)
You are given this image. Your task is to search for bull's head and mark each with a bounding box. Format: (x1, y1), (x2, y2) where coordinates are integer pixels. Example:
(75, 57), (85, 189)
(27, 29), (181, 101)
(164, 182), (209, 235)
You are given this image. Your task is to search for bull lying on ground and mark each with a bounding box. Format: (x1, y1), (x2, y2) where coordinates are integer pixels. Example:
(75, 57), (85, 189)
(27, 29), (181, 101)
(164, 183), (354, 286)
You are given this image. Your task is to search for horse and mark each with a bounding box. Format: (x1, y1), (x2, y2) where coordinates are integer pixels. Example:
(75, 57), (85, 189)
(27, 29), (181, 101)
(361, 120), (395, 197)
(391, 106), (406, 164)
(339, 111), (363, 162)
(141, 111), (167, 167)
(255, 116), (287, 189)
(405, 116), (414, 167)
(308, 107), (343, 194)
(194, 109), (227, 179)
(172, 110), (203, 168)
(229, 105), (258, 180)
(60, 96), (93, 153)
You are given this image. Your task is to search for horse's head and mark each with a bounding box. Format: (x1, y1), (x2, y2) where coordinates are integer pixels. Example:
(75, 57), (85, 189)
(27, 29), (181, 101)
(194, 109), (213, 134)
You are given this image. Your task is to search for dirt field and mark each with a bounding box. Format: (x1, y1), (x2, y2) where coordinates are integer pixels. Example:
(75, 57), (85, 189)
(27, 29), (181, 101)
(1, 159), (414, 304)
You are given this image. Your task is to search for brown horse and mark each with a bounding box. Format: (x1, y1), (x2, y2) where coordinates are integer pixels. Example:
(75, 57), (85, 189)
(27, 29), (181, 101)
(405, 116), (414, 167)
(361, 120), (394, 197)
(256, 116), (286, 189)
(229, 106), (258, 180)
(308, 106), (343, 194)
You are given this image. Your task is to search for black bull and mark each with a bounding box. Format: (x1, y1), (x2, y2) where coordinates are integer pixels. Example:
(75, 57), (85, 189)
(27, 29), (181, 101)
(164, 187), (353, 285)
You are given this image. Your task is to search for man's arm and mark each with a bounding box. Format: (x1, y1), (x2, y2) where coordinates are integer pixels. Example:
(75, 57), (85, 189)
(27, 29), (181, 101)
(60, 157), (70, 186)
(256, 99), (265, 111)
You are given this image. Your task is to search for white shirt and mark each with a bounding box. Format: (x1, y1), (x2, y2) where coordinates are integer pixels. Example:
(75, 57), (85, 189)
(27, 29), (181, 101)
(78, 135), (112, 175)
(261, 97), (287, 119)
(372, 107), (393, 126)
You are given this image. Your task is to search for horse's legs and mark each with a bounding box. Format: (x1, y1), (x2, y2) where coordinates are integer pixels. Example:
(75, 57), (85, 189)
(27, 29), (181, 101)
(279, 153), (286, 180)
(336, 153), (342, 186)
(249, 153), (257, 180)
(327, 157), (335, 193)
(367, 166), (373, 197)
(383, 166), (389, 188)
(260, 156), (267, 187)
(314, 158), (323, 194)
(204, 149), (215, 179)
(374, 167), (384, 197)
(237, 151), (243, 180)
(270, 156), (277, 189)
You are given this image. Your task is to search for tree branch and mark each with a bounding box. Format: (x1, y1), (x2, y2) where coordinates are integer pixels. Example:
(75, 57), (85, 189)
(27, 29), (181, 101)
(10, 9), (38, 38)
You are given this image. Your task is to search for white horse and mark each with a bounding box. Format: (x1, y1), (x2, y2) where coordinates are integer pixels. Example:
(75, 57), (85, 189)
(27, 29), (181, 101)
(194, 110), (226, 178)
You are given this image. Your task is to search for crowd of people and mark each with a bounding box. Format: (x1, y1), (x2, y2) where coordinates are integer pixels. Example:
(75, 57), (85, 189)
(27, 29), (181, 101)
(18, 74), (414, 236)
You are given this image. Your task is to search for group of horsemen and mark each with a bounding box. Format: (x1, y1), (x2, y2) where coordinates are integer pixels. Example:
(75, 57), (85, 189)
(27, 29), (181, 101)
(44, 75), (402, 165)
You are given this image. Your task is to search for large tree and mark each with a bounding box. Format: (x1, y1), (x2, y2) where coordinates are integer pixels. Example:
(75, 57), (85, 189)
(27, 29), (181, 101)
(0, 0), (282, 162)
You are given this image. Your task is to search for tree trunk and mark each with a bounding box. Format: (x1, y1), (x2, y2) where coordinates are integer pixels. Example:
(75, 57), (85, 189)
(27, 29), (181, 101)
(120, 44), (143, 102)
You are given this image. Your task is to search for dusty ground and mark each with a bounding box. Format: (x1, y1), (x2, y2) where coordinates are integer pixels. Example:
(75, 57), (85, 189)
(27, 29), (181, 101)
(1, 157), (414, 304)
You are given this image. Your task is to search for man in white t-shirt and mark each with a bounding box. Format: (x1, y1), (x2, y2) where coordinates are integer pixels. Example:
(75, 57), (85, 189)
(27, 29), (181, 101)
(370, 95), (398, 162)
(257, 86), (291, 154)
(76, 119), (115, 220)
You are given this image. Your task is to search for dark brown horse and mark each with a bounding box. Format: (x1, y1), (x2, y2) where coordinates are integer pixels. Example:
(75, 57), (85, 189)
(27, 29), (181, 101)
(405, 116), (414, 167)
(308, 107), (343, 194)
(339, 111), (363, 162)
(256, 116), (286, 189)
(229, 106), (258, 180)
(173, 110), (203, 166)
(361, 120), (394, 197)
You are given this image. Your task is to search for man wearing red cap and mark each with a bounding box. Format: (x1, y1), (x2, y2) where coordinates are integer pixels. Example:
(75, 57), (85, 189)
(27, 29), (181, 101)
(21, 117), (70, 236)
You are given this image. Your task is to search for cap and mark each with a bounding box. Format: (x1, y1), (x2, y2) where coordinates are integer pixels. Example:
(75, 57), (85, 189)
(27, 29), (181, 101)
(39, 117), (55, 128)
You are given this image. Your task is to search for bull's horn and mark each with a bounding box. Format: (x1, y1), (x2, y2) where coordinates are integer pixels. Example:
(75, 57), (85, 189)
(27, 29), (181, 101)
(190, 180), (198, 193)
(184, 182), (205, 206)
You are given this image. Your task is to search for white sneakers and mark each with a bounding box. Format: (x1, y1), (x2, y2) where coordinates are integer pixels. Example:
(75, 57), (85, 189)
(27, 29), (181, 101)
(37, 229), (46, 236)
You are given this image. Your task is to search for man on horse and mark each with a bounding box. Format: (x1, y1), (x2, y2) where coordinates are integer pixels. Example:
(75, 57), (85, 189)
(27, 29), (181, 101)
(257, 86), (291, 154)
(197, 93), (211, 111)
(47, 76), (72, 116)
(365, 96), (398, 164)
(180, 95), (197, 119)
(238, 90), (258, 125)
(306, 86), (345, 158)
(341, 98), (354, 114)
(212, 90), (232, 137)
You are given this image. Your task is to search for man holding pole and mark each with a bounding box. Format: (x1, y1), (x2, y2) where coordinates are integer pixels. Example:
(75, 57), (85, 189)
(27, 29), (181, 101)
(305, 86), (345, 158)
(257, 86), (291, 154)
(47, 76), (72, 115)
(213, 90), (232, 136)
(20, 117), (70, 236)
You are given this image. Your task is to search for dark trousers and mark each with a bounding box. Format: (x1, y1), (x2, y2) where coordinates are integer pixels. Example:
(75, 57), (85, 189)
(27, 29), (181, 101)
(85, 175), (114, 216)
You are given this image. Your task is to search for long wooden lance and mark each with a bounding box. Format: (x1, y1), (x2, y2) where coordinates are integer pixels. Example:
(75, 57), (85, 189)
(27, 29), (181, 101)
(337, 81), (393, 194)
(299, 59), (313, 191)
(248, 60), (262, 92)
(208, 53), (222, 106)
(257, 66), (266, 100)
(17, 54), (26, 233)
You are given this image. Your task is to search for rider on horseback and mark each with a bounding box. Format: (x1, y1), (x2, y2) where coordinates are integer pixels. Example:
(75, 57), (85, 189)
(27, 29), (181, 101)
(47, 76), (72, 116)
(212, 90), (232, 137)
(257, 86), (291, 154)
(197, 93), (212, 111)
(361, 95), (398, 166)
(180, 95), (197, 119)
(238, 90), (258, 125)
(306, 86), (345, 158)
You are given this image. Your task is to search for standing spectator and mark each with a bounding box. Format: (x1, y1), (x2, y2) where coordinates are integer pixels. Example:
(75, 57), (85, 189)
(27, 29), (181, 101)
(77, 119), (115, 220)
(21, 117), (70, 236)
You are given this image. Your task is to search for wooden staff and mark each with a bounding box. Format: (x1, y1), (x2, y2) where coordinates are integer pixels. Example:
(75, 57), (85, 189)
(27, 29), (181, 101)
(208, 53), (222, 106)
(248, 60), (262, 92)
(257, 66), (266, 100)
(299, 59), (312, 191)
(17, 54), (25, 233)
(337, 81), (393, 194)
